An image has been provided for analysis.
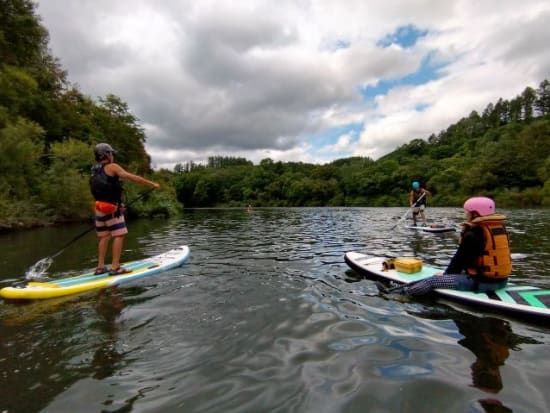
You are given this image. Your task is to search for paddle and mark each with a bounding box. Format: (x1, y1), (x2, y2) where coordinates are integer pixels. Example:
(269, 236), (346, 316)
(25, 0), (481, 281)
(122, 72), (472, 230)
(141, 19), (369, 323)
(390, 191), (426, 230)
(25, 187), (156, 278)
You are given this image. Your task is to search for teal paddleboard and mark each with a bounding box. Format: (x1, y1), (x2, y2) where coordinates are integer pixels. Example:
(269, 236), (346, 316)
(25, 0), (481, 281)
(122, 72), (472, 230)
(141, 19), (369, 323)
(1, 245), (190, 300)
(345, 251), (550, 321)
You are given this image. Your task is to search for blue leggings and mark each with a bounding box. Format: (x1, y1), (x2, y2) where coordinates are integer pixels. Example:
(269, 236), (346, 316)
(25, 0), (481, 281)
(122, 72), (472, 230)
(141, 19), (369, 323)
(405, 274), (507, 296)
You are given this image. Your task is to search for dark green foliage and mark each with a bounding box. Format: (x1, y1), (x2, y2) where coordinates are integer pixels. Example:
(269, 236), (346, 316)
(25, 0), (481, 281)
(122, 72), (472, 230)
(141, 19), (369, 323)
(207, 156), (253, 169)
(0, 0), (48, 68)
(0, 1), (175, 229)
(535, 80), (550, 116)
(174, 83), (550, 208)
(2, 0), (550, 226)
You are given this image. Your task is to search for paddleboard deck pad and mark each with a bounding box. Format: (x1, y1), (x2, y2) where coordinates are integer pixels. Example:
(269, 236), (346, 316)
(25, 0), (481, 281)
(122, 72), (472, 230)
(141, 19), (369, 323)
(1, 245), (190, 300)
(404, 225), (456, 233)
(345, 251), (550, 321)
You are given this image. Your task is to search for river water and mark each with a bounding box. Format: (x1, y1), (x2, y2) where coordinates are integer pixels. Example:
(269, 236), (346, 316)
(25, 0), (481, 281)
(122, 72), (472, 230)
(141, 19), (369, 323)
(1, 207), (549, 413)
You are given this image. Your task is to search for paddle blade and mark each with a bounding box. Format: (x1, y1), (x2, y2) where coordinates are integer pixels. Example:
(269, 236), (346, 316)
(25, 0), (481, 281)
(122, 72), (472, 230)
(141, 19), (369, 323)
(25, 257), (53, 280)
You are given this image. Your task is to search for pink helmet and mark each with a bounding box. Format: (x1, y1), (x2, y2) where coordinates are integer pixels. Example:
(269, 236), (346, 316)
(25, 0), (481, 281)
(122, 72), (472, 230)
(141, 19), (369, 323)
(463, 196), (495, 216)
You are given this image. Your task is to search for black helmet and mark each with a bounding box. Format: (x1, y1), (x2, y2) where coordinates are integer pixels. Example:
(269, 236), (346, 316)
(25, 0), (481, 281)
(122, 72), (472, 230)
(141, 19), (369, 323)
(94, 143), (116, 161)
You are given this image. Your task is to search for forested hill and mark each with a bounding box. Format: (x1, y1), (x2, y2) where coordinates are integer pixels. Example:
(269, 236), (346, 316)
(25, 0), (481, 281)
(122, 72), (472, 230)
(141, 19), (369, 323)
(0, 0), (180, 229)
(1, 0), (550, 231)
(174, 80), (550, 208)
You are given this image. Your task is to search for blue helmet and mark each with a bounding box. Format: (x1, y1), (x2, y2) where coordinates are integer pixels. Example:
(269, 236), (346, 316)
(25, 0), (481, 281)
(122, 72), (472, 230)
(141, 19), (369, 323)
(412, 181), (420, 189)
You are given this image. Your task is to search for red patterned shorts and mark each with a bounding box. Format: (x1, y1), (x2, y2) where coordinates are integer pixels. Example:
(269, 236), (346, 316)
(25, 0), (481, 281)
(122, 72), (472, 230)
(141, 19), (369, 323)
(95, 209), (128, 238)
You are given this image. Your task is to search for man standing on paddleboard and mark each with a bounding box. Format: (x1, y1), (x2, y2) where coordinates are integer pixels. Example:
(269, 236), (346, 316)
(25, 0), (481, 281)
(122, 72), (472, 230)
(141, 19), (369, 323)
(409, 181), (431, 226)
(90, 143), (160, 275)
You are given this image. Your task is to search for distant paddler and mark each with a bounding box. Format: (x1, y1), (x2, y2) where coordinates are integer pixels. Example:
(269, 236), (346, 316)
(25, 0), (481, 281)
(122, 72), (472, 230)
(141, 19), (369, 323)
(409, 181), (431, 226)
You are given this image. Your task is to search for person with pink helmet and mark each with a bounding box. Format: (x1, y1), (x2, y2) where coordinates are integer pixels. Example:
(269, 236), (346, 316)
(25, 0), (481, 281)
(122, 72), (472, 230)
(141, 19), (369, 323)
(381, 196), (512, 297)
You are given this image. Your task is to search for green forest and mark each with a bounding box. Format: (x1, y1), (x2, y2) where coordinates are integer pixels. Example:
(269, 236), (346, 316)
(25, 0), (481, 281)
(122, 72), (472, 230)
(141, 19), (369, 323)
(0, 0), (181, 229)
(1, 0), (550, 231)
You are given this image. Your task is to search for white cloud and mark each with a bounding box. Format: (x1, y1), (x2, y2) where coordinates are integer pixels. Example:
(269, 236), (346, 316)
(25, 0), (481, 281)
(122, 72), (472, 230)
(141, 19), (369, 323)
(36, 0), (550, 169)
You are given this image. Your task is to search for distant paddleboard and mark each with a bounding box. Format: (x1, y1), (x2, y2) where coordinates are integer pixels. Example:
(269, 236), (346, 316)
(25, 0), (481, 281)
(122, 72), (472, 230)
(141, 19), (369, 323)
(404, 224), (456, 233)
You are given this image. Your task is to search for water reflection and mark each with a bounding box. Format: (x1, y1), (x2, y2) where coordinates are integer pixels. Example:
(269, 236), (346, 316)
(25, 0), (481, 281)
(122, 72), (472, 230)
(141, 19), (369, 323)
(458, 317), (515, 413)
(456, 317), (514, 394)
(0, 287), (142, 413)
(1, 208), (550, 413)
(92, 288), (126, 380)
(410, 308), (539, 413)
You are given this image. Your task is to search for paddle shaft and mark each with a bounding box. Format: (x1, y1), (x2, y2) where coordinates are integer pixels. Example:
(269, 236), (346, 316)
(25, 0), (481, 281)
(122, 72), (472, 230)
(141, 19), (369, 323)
(47, 187), (156, 260)
(391, 191), (426, 229)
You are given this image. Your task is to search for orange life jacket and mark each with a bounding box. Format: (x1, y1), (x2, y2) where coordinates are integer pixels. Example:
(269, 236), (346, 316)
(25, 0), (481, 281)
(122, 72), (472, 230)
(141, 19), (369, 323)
(465, 214), (512, 279)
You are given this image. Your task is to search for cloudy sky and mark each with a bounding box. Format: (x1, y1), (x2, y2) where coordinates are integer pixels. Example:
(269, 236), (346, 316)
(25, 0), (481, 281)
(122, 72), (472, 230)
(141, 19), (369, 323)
(36, 0), (550, 169)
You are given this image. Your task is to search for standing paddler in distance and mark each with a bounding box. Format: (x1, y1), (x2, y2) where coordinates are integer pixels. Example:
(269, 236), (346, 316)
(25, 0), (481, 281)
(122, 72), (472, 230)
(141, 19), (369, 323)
(409, 181), (431, 226)
(90, 143), (160, 276)
(381, 196), (512, 297)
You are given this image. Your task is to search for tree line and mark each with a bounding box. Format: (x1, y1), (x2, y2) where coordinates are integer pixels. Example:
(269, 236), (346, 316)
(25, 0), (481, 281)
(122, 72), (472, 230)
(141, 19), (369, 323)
(1, 0), (550, 232)
(173, 80), (550, 209)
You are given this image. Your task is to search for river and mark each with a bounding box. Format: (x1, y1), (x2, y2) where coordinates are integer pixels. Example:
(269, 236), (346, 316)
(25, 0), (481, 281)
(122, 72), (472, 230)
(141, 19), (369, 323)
(1, 207), (549, 413)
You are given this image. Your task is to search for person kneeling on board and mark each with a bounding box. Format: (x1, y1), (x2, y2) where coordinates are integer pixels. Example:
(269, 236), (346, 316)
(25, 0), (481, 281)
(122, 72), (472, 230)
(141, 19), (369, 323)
(90, 143), (160, 276)
(386, 196), (512, 296)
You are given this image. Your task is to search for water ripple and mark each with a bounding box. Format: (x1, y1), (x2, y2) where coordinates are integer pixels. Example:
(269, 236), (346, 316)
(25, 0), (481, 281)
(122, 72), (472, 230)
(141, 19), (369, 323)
(2, 207), (550, 413)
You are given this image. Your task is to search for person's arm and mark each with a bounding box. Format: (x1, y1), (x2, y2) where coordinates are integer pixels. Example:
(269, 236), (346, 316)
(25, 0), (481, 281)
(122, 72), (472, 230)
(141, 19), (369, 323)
(444, 228), (483, 274)
(409, 191), (414, 207)
(108, 163), (160, 189)
(445, 243), (468, 274)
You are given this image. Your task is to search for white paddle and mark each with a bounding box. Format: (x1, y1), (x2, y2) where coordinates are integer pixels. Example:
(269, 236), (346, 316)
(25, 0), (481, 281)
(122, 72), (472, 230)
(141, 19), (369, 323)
(391, 191), (426, 230)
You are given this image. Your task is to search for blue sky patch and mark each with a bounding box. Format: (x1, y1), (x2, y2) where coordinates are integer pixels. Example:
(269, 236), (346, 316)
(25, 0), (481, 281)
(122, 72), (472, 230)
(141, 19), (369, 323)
(415, 102), (430, 112)
(360, 52), (446, 101)
(334, 39), (351, 50)
(377, 24), (428, 48)
(306, 123), (362, 158)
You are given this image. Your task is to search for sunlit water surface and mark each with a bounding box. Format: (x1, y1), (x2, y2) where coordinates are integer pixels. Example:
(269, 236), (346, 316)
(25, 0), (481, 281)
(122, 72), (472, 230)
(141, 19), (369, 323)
(1, 207), (550, 413)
